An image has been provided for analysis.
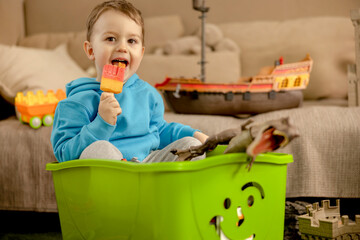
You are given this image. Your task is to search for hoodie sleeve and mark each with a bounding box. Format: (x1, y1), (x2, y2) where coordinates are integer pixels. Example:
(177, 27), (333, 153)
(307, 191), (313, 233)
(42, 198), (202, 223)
(150, 91), (197, 149)
(51, 100), (116, 162)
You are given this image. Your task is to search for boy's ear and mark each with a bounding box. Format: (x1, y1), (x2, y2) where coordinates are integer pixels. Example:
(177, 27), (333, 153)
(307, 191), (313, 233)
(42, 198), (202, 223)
(84, 41), (95, 61)
(141, 46), (145, 57)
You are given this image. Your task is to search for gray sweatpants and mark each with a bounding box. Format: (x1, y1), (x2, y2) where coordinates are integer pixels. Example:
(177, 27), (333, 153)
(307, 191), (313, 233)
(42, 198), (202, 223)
(79, 137), (205, 162)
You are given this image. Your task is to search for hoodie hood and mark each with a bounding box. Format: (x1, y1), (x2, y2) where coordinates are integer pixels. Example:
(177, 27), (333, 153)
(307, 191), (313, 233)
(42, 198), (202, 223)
(66, 78), (99, 97)
(66, 74), (140, 97)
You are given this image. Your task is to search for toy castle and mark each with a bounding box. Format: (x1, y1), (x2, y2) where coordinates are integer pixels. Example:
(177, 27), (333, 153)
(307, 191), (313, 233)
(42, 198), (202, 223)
(298, 199), (360, 239)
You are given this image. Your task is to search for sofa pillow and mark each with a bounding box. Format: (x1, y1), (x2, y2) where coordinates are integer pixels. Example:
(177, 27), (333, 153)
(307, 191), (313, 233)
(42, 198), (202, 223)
(218, 17), (355, 100)
(144, 15), (185, 53)
(18, 31), (91, 71)
(0, 44), (90, 104)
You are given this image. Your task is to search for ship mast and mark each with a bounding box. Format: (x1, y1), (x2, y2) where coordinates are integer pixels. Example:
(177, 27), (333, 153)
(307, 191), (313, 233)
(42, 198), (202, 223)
(193, 0), (209, 82)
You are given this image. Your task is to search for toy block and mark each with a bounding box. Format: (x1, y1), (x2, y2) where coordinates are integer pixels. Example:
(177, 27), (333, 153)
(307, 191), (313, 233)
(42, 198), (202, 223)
(15, 89), (66, 129)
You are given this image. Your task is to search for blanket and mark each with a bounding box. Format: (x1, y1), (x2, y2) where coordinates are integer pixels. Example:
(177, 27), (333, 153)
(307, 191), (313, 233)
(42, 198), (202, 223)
(0, 117), (57, 212)
(165, 106), (360, 198)
(0, 105), (359, 212)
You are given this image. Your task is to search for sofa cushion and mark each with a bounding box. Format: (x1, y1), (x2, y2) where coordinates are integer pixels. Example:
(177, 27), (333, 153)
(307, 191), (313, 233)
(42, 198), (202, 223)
(0, 0), (25, 45)
(0, 44), (90, 104)
(138, 51), (241, 86)
(18, 31), (91, 70)
(218, 17), (355, 100)
(18, 15), (185, 70)
(144, 15), (185, 53)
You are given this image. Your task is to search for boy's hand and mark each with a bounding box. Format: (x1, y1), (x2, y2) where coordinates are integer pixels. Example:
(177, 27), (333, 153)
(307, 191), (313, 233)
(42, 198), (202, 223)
(194, 131), (209, 144)
(98, 92), (122, 125)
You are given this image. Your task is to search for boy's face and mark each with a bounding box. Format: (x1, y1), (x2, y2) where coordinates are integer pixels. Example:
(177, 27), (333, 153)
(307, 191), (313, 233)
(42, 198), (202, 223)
(84, 10), (144, 83)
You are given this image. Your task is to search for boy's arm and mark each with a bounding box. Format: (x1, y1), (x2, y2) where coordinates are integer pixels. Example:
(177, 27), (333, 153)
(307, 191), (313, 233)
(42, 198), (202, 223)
(154, 105), (208, 147)
(150, 87), (208, 147)
(51, 101), (116, 162)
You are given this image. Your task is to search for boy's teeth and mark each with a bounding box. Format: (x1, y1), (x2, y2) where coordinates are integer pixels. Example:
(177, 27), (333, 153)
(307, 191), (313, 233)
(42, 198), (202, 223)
(112, 60), (128, 66)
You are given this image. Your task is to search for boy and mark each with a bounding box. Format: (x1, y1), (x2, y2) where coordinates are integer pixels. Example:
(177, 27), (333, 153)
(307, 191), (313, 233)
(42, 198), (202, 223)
(51, 0), (208, 163)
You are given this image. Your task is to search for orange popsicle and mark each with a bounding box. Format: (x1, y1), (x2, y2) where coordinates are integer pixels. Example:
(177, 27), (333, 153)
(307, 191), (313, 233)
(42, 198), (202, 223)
(100, 62), (125, 94)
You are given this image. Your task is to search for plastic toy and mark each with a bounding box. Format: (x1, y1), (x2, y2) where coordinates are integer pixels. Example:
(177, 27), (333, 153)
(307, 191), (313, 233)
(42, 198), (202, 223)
(156, 55), (312, 94)
(15, 89), (66, 129)
(100, 62), (125, 94)
(298, 199), (360, 239)
(46, 146), (293, 240)
(172, 117), (299, 170)
(155, 55), (312, 115)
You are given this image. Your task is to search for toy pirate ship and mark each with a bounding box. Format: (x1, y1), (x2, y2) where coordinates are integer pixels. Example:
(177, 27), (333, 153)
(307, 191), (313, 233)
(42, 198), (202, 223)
(155, 0), (313, 115)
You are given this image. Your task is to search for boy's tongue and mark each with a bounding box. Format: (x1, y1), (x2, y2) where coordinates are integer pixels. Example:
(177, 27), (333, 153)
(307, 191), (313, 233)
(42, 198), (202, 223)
(112, 59), (128, 66)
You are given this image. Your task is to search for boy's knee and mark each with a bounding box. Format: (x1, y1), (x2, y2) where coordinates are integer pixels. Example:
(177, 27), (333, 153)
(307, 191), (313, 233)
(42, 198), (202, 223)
(181, 136), (202, 145)
(80, 140), (123, 160)
(177, 137), (205, 161)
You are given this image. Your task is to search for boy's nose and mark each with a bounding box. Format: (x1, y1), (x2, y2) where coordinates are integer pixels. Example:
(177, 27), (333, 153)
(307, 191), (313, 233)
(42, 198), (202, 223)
(117, 42), (127, 53)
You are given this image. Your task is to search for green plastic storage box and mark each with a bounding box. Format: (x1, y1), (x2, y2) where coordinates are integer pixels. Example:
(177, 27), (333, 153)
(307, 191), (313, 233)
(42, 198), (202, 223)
(46, 146), (293, 240)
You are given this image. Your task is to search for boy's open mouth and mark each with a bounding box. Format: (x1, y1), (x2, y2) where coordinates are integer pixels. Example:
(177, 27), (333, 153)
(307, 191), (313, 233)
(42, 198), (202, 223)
(111, 59), (128, 67)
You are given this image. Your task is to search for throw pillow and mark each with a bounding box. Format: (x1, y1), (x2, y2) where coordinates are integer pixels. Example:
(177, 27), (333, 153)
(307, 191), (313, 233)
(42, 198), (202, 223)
(0, 44), (90, 104)
(18, 31), (91, 71)
(144, 15), (185, 53)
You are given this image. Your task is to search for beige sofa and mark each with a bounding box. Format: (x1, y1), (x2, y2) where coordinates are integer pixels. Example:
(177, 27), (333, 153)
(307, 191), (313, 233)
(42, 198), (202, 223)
(0, 0), (360, 212)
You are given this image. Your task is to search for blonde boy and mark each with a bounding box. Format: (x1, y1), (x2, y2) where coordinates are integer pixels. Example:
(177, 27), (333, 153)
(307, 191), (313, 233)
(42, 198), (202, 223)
(51, 0), (208, 162)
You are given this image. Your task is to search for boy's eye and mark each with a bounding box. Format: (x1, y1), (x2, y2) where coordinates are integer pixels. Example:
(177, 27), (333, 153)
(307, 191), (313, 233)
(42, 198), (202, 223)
(128, 39), (138, 44)
(106, 37), (116, 42)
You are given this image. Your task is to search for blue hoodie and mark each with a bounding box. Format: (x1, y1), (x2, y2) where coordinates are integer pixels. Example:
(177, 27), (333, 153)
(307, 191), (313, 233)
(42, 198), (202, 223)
(51, 74), (196, 162)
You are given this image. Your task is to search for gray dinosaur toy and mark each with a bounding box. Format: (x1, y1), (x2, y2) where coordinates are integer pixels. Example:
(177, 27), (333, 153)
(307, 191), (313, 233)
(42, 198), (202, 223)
(171, 117), (299, 170)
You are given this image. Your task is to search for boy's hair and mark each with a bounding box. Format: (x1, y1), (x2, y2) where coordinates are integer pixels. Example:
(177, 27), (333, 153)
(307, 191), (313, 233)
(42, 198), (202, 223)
(86, 0), (144, 44)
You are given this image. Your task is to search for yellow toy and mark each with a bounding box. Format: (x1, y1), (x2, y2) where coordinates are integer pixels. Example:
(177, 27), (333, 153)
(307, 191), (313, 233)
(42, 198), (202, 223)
(15, 89), (66, 129)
